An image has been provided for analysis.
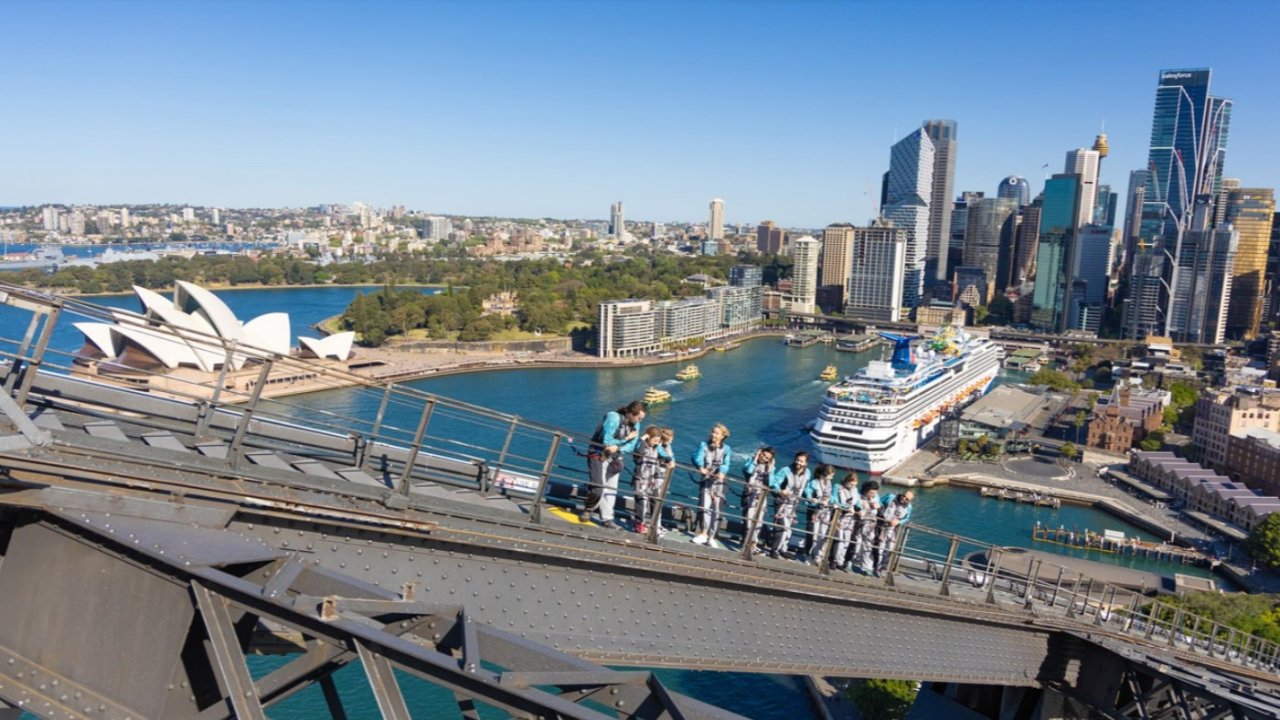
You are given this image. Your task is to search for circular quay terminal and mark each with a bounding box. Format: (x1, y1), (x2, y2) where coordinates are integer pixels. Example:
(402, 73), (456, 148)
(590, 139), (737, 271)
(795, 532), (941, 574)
(2, 2), (1280, 719)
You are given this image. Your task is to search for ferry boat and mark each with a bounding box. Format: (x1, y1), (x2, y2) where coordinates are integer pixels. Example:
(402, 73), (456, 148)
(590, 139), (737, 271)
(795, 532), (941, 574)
(643, 387), (672, 405)
(809, 327), (1002, 474)
(674, 364), (701, 381)
(819, 365), (838, 381)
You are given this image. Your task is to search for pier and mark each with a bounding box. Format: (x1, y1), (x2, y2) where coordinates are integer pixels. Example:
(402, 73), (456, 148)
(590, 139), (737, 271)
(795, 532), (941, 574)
(1031, 523), (1215, 567)
(980, 486), (1061, 508)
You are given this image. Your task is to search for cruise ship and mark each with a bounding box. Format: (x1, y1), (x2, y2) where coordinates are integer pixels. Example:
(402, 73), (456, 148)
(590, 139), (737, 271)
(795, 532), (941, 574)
(809, 328), (1002, 474)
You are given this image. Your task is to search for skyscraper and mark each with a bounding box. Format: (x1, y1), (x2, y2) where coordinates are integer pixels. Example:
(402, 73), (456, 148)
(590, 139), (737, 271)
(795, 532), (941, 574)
(756, 221), (784, 254)
(1065, 149), (1101, 227)
(609, 201), (625, 238)
(790, 236), (821, 315)
(1013, 196), (1043, 287)
(820, 224), (855, 290)
(1168, 196), (1237, 344)
(962, 197), (1019, 303)
(1031, 174), (1084, 333)
(882, 128), (935, 309)
(1127, 68), (1233, 337)
(923, 120), (957, 286)
(1121, 169), (1148, 278)
(1224, 188), (1276, 339)
(709, 198), (724, 241)
(1070, 225), (1115, 332)
(998, 177), (1031, 206)
(845, 221), (907, 323)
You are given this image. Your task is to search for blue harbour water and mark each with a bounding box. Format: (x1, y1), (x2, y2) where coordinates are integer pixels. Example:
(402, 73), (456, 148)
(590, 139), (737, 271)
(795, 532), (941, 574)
(1, 286), (1217, 718)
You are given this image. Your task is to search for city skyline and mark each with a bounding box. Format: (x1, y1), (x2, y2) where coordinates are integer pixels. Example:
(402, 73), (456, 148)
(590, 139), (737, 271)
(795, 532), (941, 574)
(4, 1), (1280, 227)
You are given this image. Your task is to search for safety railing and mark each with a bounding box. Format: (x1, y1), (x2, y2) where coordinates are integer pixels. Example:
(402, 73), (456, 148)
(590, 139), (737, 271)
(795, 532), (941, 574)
(0, 281), (1276, 677)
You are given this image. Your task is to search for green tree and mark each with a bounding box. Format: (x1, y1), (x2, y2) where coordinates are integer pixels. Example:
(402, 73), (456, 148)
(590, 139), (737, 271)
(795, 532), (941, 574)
(1138, 431), (1165, 451)
(847, 679), (918, 720)
(1059, 442), (1078, 463)
(971, 305), (990, 324)
(1247, 515), (1280, 570)
(1029, 368), (1080, 391)
(1074, 410), (1087, 444)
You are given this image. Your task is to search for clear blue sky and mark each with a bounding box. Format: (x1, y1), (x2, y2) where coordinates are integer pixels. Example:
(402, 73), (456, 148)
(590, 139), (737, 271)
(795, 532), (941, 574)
(5, 0), (1278, 228)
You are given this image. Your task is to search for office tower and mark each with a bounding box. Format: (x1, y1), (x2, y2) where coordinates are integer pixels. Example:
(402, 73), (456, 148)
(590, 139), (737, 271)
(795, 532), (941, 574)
(820, 224), (855, 289)
(1266, 213), (1280, 324)
(846, 221), (907, 322)
(1121, 170), (1148, 278)
(1127, 68), (1232, 337)
(1224, 188), (1276, 339)
(790, 236), (821, 315)
(756, 221), (784, 254)
(1093, 185), (1117, 227)
(923, 120), (957, 285)
(998, 177), (1031, 206)
(730, 265), (762, 287)
(42, 207), (59, 232)
(962, 197), (1019, 302)
(882, 128), (934, 308)
(1216, 178), (1241, 227)
(1031, 174), (1084, 332)
(708, 198), (724, 241)
(1070, 225), (1115, 331)
(1168, 196), (1237, 343)
(609, 201), (625, 238)
(1014, 197), (1043, 286)
(1065, 149), (1101, 227)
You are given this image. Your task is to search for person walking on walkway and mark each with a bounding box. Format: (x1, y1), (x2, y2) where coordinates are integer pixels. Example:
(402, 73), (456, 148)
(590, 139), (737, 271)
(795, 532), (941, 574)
(852, 480), (881, 574)
(768, 451), (810, 558)
(582, 400), (646, 529)
(875, 490), (914, 576)
(804, 464), (837, 565)
(740, 446), (776, 552)
(691, 423), (731, 545)
(832, 473), (859, 571)
(632, 426), (673, 535)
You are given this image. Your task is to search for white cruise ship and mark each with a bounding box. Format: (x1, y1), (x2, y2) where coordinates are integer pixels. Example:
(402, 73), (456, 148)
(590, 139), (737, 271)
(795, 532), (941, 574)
(809, 327), (1002, 474)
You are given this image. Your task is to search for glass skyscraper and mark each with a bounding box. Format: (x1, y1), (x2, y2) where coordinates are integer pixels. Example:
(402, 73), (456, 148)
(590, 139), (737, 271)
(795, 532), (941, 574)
(1031, 174), (1083, 332)
(882, 127), (934, 309)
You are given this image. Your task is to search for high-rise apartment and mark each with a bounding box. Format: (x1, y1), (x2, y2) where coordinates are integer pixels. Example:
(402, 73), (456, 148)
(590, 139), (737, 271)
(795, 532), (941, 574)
(1223, 188), (1276, 339)
(1127, 68), (1233, 337)
(998, 177), (1031, 206)
(923, 120), (957, 286)
(709, 198), (724, 241)
(609, 201), (625, 238)
(882, 128), (935, 309)
(1167, 195), (1237, 343)
(1065, 149), (1101, 227)
(789, 236), (821, 315)
(756, 221), (784, 254)
(820, 224), (855, 290)
(1031, 174), (1084, 332)
(962, 197), (1019, 302)
(845, 221), (907, 323)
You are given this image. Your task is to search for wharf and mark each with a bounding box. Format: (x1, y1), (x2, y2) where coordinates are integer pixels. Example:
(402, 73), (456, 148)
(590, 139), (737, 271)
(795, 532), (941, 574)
(785, 331), (830, 348)
(981, 486), (1061, 508)
(1031, 524), (1214, 567)
(834, 333), (880, 353)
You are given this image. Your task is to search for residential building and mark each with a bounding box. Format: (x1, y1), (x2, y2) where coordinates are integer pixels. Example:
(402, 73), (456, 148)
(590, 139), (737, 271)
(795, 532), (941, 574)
(597, 300), (660, 358)
(422, 216), (453, 241)
(923, 119), (958, 286)
(1223, 188), (1276, 339)
(882, 128), (934, 308)
(1192, 387), (1280, 468)
(844, 221), (906, 323)
(963, 197), (1019, 299)
(707, 285), (763, 333)
(730, 265), (762, 288)
(819, 223), (855, 312)
(756, 221), (784, 254)
(788, 236), (820, 315)
(42, 207), (59, 232)
(596, 290), (763, 359)
(1031, 174), (1084, 332)
(609, 201), (625, 238)
(700, 238), (719, 256)
(709, 198), (724, 241)
(997, 176), (1030, 206)
(1229, 427), (1280, 496)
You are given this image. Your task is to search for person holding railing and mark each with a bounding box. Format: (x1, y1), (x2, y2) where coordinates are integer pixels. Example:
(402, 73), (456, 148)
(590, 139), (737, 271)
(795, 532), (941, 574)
(740, 445), (776, 553)
(831, 473), (859, 571)
(851, 480), (881, 574)
(581, 400), (647, 529)
(875, 490), (914, 577)
(803, 463), (838, 565)
(691, 423), (732, 545)
(632, 426), (673, 536)
(768, 451), (810, 559)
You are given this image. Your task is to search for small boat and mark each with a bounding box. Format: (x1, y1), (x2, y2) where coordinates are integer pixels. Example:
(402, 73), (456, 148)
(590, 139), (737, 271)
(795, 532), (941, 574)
(643, 387), (672, 405)
(819, 365), (838, 381)
(675, 364), (701, 381)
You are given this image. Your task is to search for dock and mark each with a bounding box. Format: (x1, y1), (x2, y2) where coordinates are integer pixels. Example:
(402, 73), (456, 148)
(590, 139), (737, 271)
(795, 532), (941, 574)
(1031, 524), (1215, 567)
(835, 333), (881, 352)
(981, 486), (1061, 508)
(785, 331), (831, 348)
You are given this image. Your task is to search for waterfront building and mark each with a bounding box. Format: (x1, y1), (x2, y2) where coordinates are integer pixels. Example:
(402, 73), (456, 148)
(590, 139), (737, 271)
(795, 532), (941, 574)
(1086, 386), (1165, 453)
(1030, 174), (1084, 332)
(923, 119), (958, 286)
(1126, 68), (1233, 338)
(709, 199), (724, 241)
(657, 297), (721, 340)
(844, 221), (906, 323)
(597, 300), (661, 358)
(597, 287), (764, 358)
(997, 176), (1030, 206)
(1228, 428), (1280, 496)
(609, 201), (625, 239)
(756, 221), (784, 254)
(963, 197), (1019, 298)
(882, 128), (935, 308)
(1223, 188), (1276, 339)
(730, 265), (762, 287)
(708, 284), (763, 332)
(1065, 149), (1101, 226)
(788, 236), (820, 315)
(1129, 451), (1280, 532)
(1192, 386), (1280, 469)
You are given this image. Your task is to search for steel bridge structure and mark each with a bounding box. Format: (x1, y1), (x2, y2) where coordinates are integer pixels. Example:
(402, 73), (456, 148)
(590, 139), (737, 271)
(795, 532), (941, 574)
(0, 284), (1277, 720)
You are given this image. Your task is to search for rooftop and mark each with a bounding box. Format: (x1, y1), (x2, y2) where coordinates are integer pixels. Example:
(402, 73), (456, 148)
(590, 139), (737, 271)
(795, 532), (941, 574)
(961, 385), (1048, 430)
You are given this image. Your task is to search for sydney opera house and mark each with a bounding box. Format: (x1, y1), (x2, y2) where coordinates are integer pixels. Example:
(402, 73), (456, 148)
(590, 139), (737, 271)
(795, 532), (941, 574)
(72, 281), (358, 400)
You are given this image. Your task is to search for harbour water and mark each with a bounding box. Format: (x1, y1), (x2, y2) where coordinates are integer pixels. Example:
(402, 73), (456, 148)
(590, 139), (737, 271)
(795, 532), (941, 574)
(1, 286), (1218, 718)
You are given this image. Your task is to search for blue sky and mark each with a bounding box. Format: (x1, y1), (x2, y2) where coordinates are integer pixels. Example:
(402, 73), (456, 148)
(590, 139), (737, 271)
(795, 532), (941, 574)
(5, 0), (1279, 227)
